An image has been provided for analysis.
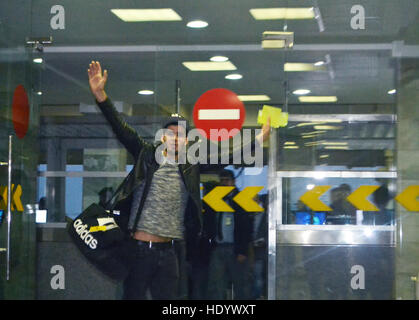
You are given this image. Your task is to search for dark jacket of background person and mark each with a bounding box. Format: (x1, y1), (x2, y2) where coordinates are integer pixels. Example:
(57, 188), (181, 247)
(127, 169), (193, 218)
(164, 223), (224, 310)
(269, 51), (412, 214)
(203, 187), (253, 257)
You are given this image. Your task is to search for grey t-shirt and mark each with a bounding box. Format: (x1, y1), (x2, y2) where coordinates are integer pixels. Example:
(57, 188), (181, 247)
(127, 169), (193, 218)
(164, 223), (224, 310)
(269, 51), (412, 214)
(128, 159), (188, 239)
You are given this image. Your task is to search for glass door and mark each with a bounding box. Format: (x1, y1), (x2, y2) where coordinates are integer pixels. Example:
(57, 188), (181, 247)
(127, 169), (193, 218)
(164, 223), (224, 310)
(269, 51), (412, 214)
(0, 1), (40, 299)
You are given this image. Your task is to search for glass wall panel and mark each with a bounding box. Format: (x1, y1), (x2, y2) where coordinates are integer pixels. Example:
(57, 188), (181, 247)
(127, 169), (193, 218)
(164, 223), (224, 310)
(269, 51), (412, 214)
(0, 0), (417, 301)
(0, 1), (40, 299)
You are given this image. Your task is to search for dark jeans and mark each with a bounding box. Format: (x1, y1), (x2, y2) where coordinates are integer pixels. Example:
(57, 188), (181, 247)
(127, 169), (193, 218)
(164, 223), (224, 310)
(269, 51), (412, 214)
(123, 239), (179, 300)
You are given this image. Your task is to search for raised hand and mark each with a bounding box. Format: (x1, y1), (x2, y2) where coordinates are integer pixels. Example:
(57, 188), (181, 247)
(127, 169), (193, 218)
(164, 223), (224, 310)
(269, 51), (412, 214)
(87, 61), (108, 102)
(256, 116), (271, 145)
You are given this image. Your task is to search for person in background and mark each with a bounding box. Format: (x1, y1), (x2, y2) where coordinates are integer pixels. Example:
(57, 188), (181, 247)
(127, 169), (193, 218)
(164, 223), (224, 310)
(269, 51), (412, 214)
(205, 169), (253, 300)
(250, 193), (268, 299)
(327, 184), (356, 225)
(189, 180), (218, 300)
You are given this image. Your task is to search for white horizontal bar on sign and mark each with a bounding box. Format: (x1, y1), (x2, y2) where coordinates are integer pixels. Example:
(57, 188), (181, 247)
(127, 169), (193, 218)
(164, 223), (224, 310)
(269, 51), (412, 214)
(198, 109), (240, 120)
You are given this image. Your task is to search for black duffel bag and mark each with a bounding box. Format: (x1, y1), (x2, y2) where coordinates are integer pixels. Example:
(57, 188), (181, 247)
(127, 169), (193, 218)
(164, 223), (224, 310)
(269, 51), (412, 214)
(68, 203), (130, 281)
(68, 172), (134, 282)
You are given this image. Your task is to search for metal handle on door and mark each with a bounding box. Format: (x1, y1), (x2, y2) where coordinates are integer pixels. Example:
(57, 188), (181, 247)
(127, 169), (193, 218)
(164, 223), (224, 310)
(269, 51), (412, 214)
(5, 136), (12, 280)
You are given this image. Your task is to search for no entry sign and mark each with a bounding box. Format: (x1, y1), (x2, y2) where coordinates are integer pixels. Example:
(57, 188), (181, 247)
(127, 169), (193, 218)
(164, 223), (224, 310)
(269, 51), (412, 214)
(12, 85), (30, 139)
(192, 88), (246, 141)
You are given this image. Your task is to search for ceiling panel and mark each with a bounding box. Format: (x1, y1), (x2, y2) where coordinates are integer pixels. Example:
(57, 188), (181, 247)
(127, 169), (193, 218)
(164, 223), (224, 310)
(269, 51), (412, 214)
(1, 0), (416, 125)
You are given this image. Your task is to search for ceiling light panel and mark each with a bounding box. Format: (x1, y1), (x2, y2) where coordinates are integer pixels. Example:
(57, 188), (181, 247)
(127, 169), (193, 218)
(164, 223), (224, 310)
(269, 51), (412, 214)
(284, 63), (326, 72)
(262, 31), (294, 49)
(298, 96), (338, 103)
(262, 39), (286, 49)
(250, 8), (315, 20)
(314, 125), (343, 130)
(237, 95), (271, 101)
(182, 61), (237, 71)
(324, 146), (349, 150)
(321, 141), (348, 145)
(111, 9), (182, 22)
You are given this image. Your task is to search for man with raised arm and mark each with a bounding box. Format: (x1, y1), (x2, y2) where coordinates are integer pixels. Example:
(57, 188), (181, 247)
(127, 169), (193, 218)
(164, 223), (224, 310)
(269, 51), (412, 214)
(87, 61), (270, 300)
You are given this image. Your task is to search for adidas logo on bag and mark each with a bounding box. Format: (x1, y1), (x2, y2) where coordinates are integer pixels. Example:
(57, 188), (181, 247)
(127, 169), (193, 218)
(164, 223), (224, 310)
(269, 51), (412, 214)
(73, 219), (98, 249)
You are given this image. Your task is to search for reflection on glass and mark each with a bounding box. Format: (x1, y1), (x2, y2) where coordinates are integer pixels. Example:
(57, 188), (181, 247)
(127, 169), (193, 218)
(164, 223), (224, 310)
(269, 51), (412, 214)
(284, 178), (395, 226)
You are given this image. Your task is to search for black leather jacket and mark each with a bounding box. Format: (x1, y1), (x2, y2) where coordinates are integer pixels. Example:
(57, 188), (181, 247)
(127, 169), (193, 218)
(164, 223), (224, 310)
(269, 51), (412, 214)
(203, 188), (253, 256)
(96, 97), (203, 261)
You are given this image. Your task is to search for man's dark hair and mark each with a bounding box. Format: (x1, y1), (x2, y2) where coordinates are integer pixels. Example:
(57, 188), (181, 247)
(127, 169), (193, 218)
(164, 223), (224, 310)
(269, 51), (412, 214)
(162, 116), (189, 133)
(339, 183), (351, 193)
(219, 169), (235, 180)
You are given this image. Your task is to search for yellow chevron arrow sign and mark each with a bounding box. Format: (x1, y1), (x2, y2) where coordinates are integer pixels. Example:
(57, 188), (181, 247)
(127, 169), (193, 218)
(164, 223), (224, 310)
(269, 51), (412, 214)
(202, 186), (235, 212)
(395, 185), (419, 212)
(233, 186), (264, 212)
(346, 185), (380, 211)
(202, 186), (264, 212)
(0, 184), (24, 212)
(0, 186), (6, 209)
(299, 186), (332, 212)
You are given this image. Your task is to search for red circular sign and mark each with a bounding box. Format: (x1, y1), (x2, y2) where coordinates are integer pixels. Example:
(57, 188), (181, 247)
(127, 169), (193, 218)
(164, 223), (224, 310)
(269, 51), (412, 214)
(12, 85), (30, 139)
(193, 88), (246, 141)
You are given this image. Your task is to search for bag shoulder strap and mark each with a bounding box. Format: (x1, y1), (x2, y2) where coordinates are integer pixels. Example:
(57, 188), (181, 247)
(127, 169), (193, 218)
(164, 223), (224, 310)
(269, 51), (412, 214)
(129, 162), (160, 232)
(104, 169), (134, 210)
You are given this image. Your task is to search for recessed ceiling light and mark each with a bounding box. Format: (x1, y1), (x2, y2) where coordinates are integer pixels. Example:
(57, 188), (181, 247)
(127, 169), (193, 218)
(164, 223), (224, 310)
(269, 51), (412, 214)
(36, 91), (42, 95)
(225, 74), (243, 80)
(182, 61), (237, 71)
(387, 89), (397, 95)
(284, 142), (296, 145)
(293, 89), (311, 95)
(210, 56), (229, 62)
(284, 63), (326, 72)
(298, 96), (338, 103)
(138, 90), (154, 95)
(250, 8), (315, 20)
(187, 20), (208, 28)
(314, 61), (325, 66)
(284, 146), (299, 149)
(110, 9), (182, 22)
(33, 58), (43, 64)
(237, 95), (271, 101)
